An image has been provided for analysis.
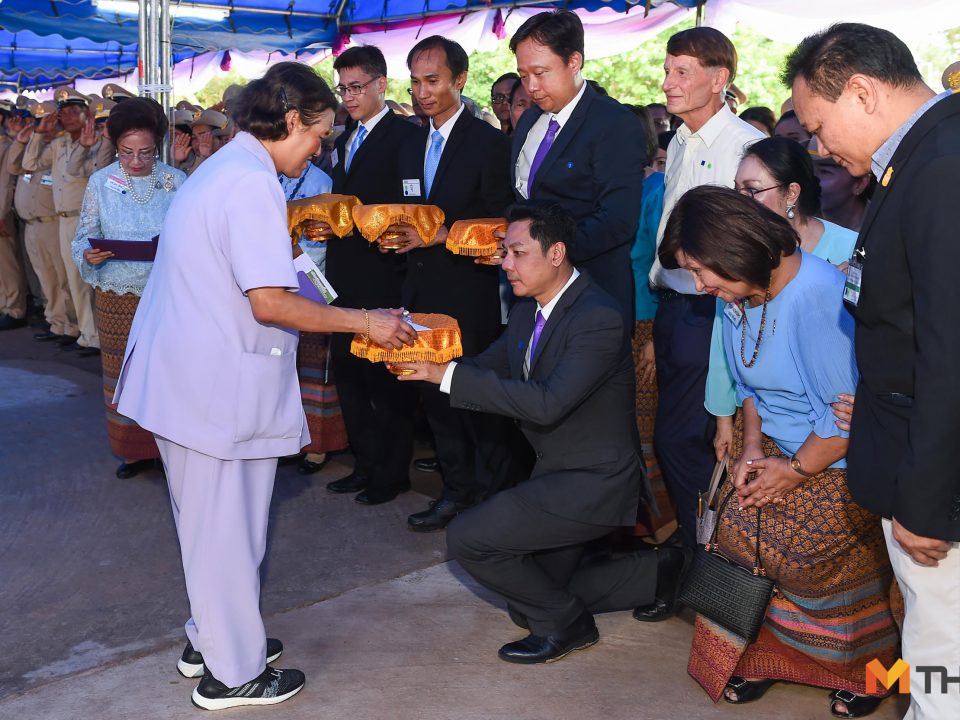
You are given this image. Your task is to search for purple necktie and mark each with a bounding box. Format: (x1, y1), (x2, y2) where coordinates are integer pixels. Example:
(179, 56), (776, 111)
(529, 310), (546, 365)
(527, 118), (560, 192)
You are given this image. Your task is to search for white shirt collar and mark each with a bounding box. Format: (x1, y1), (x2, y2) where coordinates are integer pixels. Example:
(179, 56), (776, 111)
(548, 81), (587, 130)
(538, 268), (581, 320)
(429, 102), (466, 142)
(359, 104), (390, 135)
(676, 103), (736, 148)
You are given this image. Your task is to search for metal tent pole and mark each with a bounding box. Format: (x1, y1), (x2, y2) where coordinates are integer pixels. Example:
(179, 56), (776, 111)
(138, 0), (148, 94)
(160, 0), (173, 163)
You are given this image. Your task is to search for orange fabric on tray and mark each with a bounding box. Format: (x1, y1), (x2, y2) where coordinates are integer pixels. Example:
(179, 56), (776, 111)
(287, 194), (361, 240)
(351, 204), (445, 245)
(445, 218), (506, 257)
(350, 313), (463, 364)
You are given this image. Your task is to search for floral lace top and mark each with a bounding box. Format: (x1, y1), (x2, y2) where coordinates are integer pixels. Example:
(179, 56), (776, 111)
(72, 161), (186, 296)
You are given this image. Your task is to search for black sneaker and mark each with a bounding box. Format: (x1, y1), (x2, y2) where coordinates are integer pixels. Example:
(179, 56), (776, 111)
(191, 666), (305, 710)
(177, 638), (283, 678)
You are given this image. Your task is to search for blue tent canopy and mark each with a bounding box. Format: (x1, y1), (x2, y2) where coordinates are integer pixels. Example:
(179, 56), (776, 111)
(0, 1), (702, 53)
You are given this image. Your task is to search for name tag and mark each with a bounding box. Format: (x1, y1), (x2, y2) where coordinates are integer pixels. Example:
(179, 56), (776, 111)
(40, 174), (53, 186)
(22, 174), (32, 184)
(105, 175), (128, 195)
(724, 302), (744, 327)
(402, 178), (421, 197)
(843, 260), (863, 306)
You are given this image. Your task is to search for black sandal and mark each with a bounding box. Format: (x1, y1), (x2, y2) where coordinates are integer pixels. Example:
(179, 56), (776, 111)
(830, 689), (883, 718)
(723, 676), (776, 704)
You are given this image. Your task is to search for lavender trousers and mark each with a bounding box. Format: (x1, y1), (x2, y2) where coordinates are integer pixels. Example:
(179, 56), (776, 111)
(156, 435), (277, 687)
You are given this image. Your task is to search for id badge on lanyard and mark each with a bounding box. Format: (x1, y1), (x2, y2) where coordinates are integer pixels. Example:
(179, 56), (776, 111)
(844, 253), (864, 306)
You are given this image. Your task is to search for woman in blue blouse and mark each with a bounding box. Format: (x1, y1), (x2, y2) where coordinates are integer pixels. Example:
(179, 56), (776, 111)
(72, 98), (186, 479)
(708, 137), (859, 459)
(662, 187), (896, 718)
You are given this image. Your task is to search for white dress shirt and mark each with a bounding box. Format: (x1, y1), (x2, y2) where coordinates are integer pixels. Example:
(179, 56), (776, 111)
(344, 104), (390, 169)
(515, 81), (588, 199)
(648, 104), (764, 294)
(440, 268), (581, 393)
(424, 101), (466, 165)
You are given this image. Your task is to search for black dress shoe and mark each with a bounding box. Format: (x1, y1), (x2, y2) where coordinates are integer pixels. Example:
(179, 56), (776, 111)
(413, 456), (441, 473)
(632, 546), (689, 622)
(407, 498), (468, 532)
(77, 346), (101, 358)
(33, 330), (62, 342)
(498, 610), (599, 664)
(59, 341), (80, 352)
(326, 472), (367, 494)
(278, 452), (305, 466)
(0, 314), (26, 331)
(297, 456), (327, 475)
(116, 459), (156, 479)
(56, 334), (80, 347)
(354, 482), (411, 506)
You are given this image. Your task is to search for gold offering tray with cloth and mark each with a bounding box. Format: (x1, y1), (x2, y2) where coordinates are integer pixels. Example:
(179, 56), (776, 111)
(287, 194), (361, 242)
(352, 204), (445, 250)
(445, 218), (507, 265)
(350, 313), (463, 375)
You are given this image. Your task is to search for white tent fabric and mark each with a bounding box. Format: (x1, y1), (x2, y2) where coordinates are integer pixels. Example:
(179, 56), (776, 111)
(705, 0), (960, 44)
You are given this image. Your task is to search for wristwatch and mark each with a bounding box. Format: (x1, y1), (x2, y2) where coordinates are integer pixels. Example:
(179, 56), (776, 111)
(790, 453), (814, 478)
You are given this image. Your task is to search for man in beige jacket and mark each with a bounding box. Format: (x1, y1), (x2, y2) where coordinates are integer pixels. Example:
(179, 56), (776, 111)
(23, 87), (99, 355)
(0, 99), (28, 330)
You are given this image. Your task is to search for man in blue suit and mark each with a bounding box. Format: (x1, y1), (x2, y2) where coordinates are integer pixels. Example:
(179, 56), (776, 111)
(508, 10), (646, 323)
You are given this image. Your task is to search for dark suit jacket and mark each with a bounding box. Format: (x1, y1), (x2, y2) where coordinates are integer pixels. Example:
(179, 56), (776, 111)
(397, 108), (514, 354)
(511, 84), (646, 322)
(846, 91), (960, 541)
(327, 109), (419, 309)
(449, 273), (644, 527)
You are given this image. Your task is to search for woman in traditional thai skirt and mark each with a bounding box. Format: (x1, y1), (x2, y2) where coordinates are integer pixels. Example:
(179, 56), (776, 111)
(72, 98), (185, 479)
(660, 186), (898, 719)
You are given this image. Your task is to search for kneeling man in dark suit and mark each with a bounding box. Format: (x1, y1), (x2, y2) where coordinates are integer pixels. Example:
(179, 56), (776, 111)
(399, 203), (652, 663)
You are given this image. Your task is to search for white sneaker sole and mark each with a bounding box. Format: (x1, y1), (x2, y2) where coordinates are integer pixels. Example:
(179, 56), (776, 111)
(191, 681), (303, 711)
(177, 649), (282, 679)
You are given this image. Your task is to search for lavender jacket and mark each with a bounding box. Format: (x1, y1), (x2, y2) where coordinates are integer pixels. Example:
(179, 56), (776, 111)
(115, 132), (310, 460)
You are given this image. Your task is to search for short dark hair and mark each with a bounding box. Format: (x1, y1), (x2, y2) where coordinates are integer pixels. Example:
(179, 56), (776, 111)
(233, 62), (337, 142)
(493, 72), (520, 89)
(509, 10), (584, 64)
(506, 202), (577, 257)
(660, 186), (798, 289)
(106, 97), (168, 147)
(739, 106), (776, 135)
(657, 130), (675, 151)
(509, 78), (525, 103)
(783, 23), (923, 101)
(666, 27), (737, 82)
(333, 45), (388, 79)
(743, 136), (821, 218)
(406, 36), (469, 78)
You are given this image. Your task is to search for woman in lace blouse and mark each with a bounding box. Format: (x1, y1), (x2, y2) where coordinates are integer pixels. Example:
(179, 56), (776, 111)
(72, 98), (185, 479)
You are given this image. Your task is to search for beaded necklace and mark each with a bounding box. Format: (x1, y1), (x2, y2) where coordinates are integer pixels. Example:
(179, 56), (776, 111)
(119, 160), (159, 205)
(740, 285), (771, 369)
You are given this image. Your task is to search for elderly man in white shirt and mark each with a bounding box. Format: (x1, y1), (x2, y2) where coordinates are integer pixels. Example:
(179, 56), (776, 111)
(639, 27), (763, 579)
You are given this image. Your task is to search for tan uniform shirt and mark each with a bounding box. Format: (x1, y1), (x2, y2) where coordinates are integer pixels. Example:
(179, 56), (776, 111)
(8, 140), (56, 222)
(64, 138), (115, 179)
(179, 151), (206, 177)
(0, 134), (17, 220)
(24, 132), (88, 213)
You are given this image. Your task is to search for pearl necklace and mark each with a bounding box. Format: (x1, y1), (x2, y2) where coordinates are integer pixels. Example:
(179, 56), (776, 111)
(119, 161), (159, 205)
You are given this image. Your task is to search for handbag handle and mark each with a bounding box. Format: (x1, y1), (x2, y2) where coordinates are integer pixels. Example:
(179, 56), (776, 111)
(701, 453), (729, 514)
(707, 484), (767, 577)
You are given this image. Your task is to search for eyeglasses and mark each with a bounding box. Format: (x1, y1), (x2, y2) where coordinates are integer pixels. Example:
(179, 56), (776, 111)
(335, 77), (381, 97)
(117, 148), (158, 162)
(736, 183), (784, 199)
(491, 93), (510, 104)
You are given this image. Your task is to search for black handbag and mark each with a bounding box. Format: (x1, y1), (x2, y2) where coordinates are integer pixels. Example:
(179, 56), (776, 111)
(678, 486), (775, 641)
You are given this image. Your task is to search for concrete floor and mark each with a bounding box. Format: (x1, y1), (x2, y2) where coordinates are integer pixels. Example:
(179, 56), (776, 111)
(0, 324), (907, 719)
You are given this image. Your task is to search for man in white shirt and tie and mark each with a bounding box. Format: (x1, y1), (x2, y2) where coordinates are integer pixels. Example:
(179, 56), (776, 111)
(641, 27), (764, 567)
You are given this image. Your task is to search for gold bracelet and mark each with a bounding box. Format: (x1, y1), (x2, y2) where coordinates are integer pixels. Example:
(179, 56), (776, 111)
(361, 308), (370, 342)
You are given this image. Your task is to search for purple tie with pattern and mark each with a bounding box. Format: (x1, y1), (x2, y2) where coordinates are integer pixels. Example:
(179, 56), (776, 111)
(526, 118), (560, 193)
(529, 310), (546, 366)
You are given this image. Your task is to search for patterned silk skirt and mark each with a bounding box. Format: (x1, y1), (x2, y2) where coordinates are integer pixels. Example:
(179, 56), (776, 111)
(632, 319), (677, 540)
(687, 427), (899, 701)
(95, 289), (159, 461)
(297, 331), (348, 455)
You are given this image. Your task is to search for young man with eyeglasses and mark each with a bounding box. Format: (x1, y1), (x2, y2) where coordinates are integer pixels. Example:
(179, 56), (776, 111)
(490, 72), (520, 134)
(320, 45), (423, 506)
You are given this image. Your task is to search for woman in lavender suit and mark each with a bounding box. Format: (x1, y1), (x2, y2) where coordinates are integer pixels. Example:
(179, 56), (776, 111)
(114, 63), (415, 711)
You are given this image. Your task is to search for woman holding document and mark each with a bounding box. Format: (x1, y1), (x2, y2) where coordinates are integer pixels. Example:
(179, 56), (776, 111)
(71, 97), (185, 479)
(113, 63), (416, 711)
